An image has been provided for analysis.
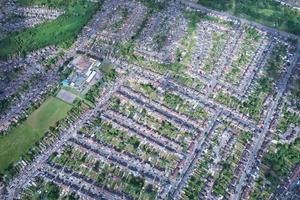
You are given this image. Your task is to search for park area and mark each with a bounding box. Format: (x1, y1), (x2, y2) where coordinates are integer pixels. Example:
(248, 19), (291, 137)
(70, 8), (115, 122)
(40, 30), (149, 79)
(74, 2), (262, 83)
(0, 97), (72, 172)
(0, 0), (101, 60)
(197, 0), (300, 35)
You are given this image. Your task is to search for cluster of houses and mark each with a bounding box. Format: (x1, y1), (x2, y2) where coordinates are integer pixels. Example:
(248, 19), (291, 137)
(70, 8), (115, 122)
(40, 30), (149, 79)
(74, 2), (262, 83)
(0, 0), (63, 35)
(0, 46), (60, 133)
(14, 6), (64, 20)
(2, 0), (300, 199)
(135, 3), (187, 63)
(86, 0), (147, 43)
(276, 0), (300, 10)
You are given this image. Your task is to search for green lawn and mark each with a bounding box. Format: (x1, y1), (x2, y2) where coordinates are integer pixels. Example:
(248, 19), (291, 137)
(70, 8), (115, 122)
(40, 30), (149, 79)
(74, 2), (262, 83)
(0, 0), (101, 60)
(197, 0), (300, 35)
(0, 97), (72, 172)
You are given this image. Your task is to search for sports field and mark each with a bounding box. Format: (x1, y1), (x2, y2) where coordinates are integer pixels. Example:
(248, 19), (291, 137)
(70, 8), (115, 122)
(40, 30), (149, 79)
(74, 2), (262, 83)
(0, 97), (72, 172)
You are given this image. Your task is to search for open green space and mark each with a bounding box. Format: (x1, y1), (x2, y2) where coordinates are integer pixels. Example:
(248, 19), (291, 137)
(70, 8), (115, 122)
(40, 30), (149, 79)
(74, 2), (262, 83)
(197, 0), (300, 35)
(0, 0), (102, 60)
(0, 97), (72, 172)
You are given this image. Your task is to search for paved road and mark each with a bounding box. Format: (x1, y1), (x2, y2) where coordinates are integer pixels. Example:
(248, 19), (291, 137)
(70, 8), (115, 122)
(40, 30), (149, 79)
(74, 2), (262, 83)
(0, 74), (58, 126)
(232, 46), (300, 200)
(177, 0), (299, 40)
(5, 71), (131, 200)
(168, 110), (222, 199)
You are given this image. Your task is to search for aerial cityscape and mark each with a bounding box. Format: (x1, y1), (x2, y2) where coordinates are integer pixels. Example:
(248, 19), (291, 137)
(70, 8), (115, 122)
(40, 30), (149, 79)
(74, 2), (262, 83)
(0, 0), (300, 199)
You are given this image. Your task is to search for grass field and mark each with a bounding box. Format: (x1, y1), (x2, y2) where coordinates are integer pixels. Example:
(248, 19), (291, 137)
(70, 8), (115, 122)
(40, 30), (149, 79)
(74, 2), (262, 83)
(197, 0), (300, 35)
(0, 97), (72, 172)
(0, 0), (101, 60)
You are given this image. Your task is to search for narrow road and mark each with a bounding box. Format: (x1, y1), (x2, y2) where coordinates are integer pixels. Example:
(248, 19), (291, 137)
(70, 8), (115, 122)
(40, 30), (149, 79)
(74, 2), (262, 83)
(232, 46), (300, 200)
(177, 0), (299, 40)
(5, 71), (131, 199)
